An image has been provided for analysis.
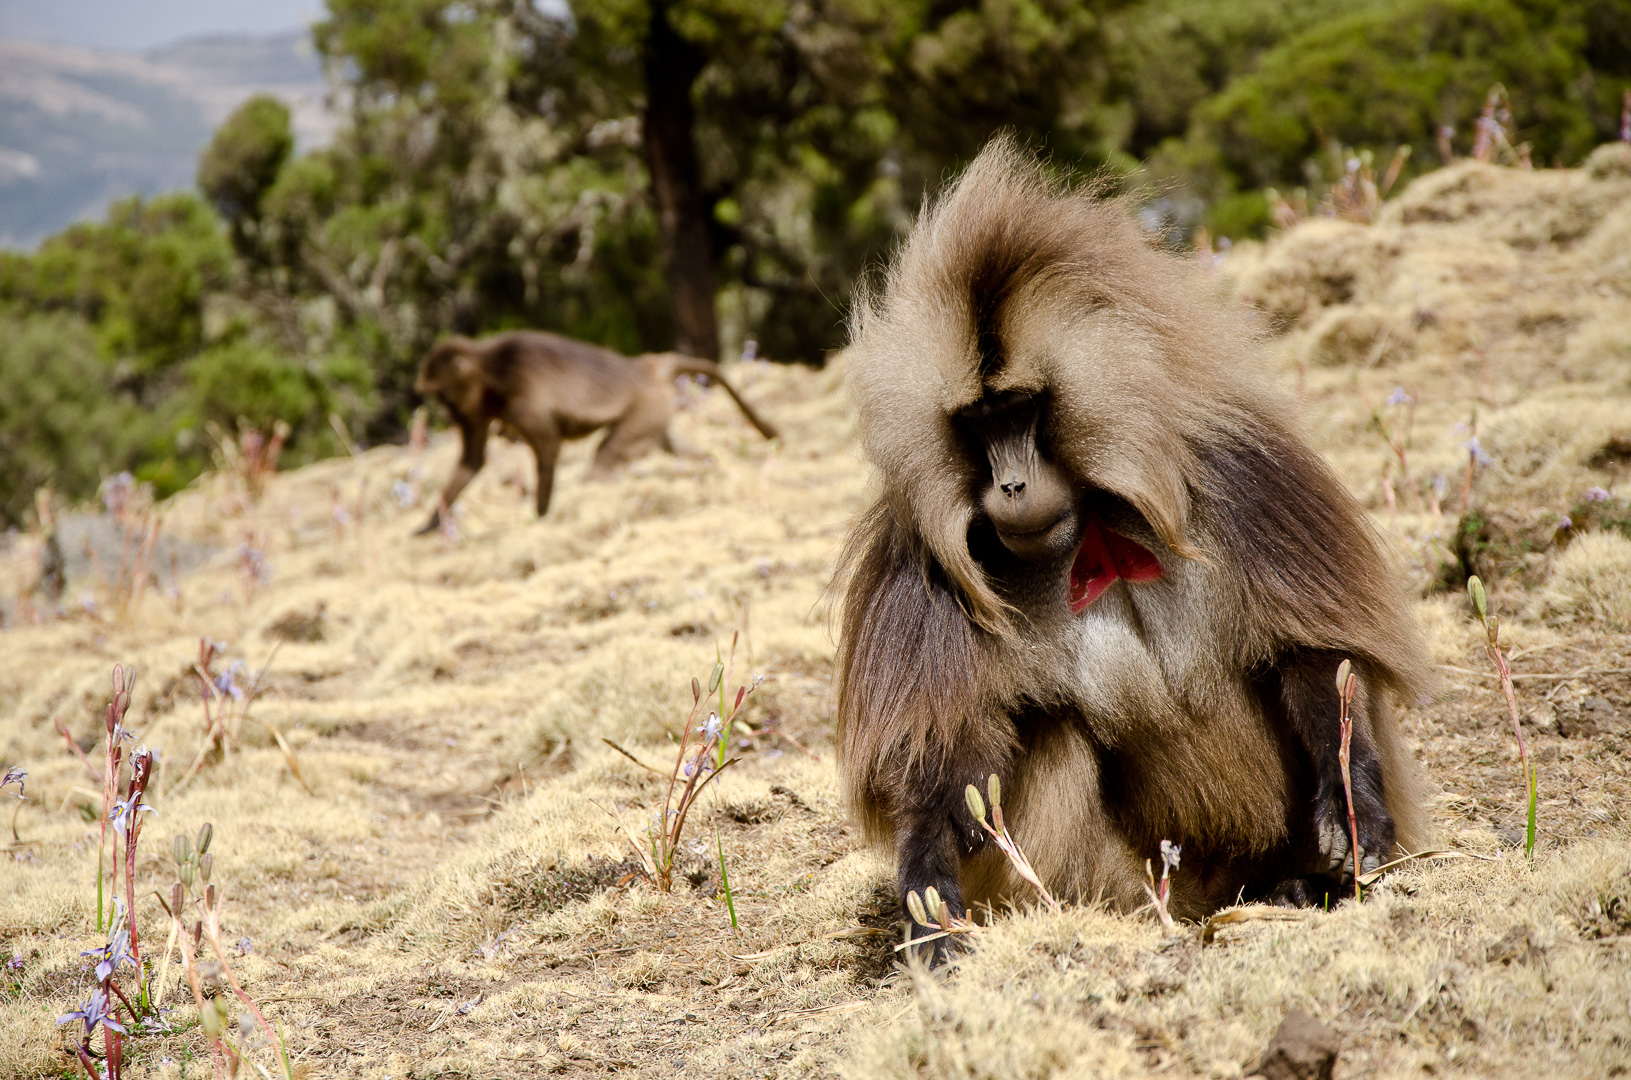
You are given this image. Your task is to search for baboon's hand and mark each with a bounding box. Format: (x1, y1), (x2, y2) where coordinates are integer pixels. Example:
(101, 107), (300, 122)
(1313, 780), (1394, 879)
(901, 890), (970, 968)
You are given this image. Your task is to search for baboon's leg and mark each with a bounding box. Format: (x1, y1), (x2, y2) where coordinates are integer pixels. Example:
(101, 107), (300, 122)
(660, 427), (708, 459)
(417, 417), (488, 534)
(526, 429), (563, 517)
(895, 747), (1000, 964)
(586, 392), (671, 480)
(1273, 650), (1394, 882)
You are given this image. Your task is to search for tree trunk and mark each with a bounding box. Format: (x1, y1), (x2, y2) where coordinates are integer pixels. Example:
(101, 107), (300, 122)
(641, 0), (719, 359)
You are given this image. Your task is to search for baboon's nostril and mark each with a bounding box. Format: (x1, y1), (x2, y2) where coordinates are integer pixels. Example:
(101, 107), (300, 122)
(1000, 480), (1026, 498)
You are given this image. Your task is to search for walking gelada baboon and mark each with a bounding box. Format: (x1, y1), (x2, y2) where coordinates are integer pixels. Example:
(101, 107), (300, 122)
(413, 331), (778, 532)
(835, 138), (1431, 950)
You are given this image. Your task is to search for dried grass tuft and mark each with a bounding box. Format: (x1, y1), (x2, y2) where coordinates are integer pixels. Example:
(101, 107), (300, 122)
(1545, 531), (1631, 631)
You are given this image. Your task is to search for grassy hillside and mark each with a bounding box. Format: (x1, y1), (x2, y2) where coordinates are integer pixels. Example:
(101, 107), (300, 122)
(2, 148), (1630, 1078)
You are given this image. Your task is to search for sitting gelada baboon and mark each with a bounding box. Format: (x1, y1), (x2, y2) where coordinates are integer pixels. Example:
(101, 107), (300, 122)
(413, 331), (778, 532)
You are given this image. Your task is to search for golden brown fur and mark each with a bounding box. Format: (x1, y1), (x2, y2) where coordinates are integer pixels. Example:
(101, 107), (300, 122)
(413, 330), (777, 532)
(835, 138), (1431, 936)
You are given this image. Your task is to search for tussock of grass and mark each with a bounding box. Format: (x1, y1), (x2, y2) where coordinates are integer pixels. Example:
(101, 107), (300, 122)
(1546, 532), (1631, 631)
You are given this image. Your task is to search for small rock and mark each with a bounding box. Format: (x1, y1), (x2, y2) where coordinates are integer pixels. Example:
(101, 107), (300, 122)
(1486, 924), (1543, 966)
(267, 602), (328, 643)
(1524, 705), (1558, 733)
(1250, 1009), (1338, 1080)
(1561, 697), (1626, 738)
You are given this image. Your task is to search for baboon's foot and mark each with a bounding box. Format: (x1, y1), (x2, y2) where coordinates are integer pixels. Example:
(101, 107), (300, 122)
(1264, 874), (1348, 908)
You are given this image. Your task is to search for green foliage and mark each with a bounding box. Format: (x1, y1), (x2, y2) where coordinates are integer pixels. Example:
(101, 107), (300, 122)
(0, 187), (374, 504)
(0, 193), (232, 376)
(0, 314), (146, 526)
(1194, 0), (1631, 192)
(197, 95), (296, 228)
(180, 341), (374, 459)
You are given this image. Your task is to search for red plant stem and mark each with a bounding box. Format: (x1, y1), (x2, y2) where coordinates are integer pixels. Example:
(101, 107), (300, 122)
(54, 719), (101, 783)
(205, 912), (287, 1068)
(1486, 642), (1532, 786)
(658, 697), (705, 887)
(1337, 669), (1362, 900)
(107, 978), (138, 1019)
(1339, 716), (1359, 901)
(123, 753), (153, 990)
(101, 667), (130, 929)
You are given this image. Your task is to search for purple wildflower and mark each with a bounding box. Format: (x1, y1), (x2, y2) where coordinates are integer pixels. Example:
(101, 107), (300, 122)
(82, 928), (133, 982)
(213, 660), (246, 702)
(698, 712), (724, 743)
(107, 796), (155, 834)
(1463, 437), (1492, 468)
(101, 473), (137, 516)
(1585, 486), (1611, 502)
(1385, 386), (1413, 407)
(58, 987), (126, 1036)
(1558, 515), (1573, 530)
(0, 765), (23, 796)
(1159, 839), (1182, 876)
(237, 543), (271, 585)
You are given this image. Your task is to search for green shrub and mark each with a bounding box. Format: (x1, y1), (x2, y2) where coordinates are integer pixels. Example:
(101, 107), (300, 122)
(1196, 0), (1631, 192)
(198, 95), (295, 224)
(0, 193), (232, 375)
(181, 341), (375, 456)
(0, 314), (146, 526)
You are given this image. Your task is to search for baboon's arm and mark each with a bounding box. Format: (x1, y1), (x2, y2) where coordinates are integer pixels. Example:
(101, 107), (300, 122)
(837, 505), (1013, 958)
(1271, 650), (1394, 880)
(417, 417), (489, 534)
(892, 728), (1011, 960)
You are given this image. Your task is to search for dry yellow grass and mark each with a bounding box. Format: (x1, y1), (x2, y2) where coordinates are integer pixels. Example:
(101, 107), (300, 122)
(3, 150), (1631, 1079)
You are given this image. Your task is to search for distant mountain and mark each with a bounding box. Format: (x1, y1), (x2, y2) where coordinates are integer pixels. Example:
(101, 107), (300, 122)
(0, 31), (331, 248)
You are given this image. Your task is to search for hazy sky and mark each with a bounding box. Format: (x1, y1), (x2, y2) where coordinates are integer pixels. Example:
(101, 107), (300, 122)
(0, 0), (322, 50)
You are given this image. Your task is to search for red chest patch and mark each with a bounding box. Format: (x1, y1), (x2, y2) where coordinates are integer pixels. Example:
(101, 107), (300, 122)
(1068, 518), (1164, 613)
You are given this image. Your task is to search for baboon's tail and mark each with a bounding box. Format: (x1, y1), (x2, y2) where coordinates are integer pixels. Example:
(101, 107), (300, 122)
(670, 357), (780, 441)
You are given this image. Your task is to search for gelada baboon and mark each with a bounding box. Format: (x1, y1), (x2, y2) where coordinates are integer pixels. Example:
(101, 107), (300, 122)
(413, 331), (778, 532)
(835, 138), (1431, 949)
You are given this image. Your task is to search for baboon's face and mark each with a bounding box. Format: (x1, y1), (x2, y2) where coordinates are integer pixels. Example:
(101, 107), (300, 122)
(958, 393), (1079, 564)
(413, 354), (449, 400)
